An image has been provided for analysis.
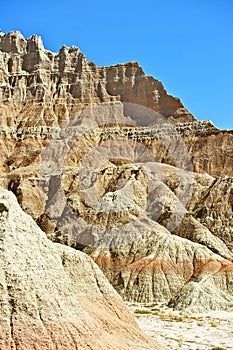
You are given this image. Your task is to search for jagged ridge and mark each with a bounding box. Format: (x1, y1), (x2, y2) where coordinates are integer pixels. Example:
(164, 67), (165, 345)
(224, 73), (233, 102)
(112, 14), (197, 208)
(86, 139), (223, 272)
(0, 31), (232, 313)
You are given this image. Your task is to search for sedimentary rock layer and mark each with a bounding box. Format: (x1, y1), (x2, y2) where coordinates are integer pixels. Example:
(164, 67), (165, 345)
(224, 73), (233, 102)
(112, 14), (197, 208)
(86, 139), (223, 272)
(0, 31), (232, 312)
(0, 188), (158, 349)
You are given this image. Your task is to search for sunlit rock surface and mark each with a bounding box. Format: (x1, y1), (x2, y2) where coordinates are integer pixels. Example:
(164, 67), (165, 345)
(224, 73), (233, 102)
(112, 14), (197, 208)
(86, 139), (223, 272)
(0, 31), (232, 313)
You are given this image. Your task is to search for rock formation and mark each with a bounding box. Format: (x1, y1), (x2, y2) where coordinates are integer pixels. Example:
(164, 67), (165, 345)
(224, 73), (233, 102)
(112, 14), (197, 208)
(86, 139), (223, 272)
(0, 30), (232, 313)
(0, 187), (159, 349)
(0, 31), (194, 124)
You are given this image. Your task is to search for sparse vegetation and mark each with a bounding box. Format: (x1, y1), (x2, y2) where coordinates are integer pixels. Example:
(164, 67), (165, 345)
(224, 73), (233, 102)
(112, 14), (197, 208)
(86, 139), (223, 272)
(130, 304), (230, 350)
(131, 305), (230, 349)
(209, 319), (218, 327)
(188, 206), (203, 218)
(134, 309), (151, 315)
(133, 307), (222, 329)
(134, 308), (186, 322)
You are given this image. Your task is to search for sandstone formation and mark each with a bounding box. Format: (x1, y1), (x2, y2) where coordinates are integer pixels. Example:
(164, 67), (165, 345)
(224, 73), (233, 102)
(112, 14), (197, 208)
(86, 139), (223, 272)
(0, 187), (159, 349)
(0, 31), (194, 124)
(0, 30), (232, 313)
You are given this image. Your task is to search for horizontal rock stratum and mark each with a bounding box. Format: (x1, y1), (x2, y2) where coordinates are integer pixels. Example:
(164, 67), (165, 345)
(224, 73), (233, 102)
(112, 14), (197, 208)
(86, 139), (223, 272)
(0, 31), (232, 315)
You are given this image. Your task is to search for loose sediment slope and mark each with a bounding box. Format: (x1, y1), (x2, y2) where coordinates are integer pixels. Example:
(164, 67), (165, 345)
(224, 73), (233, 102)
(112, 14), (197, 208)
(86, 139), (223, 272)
(0, 30), (232, 313)
(0, 188), (159, 350)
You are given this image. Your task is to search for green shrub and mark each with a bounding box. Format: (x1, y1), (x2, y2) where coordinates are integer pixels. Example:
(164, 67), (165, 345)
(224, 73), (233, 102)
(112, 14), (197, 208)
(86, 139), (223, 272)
(134, 309), (151, 315)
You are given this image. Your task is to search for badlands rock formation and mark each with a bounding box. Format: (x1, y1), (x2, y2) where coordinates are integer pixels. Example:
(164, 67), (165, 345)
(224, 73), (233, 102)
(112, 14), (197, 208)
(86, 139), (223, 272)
(0, 30), (232, 313)
(0, 31), (194, 123)
(0, 187), (158, 349)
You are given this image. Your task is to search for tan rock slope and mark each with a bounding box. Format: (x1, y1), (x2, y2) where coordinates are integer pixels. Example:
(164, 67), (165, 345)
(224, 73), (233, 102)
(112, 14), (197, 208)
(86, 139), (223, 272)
(0, 30), (232, 313)
(0, 187), (159, 349)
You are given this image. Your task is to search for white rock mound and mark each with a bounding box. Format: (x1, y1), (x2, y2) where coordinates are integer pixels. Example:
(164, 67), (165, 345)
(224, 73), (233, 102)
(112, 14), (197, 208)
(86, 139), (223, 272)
(0, 188), (159, 350)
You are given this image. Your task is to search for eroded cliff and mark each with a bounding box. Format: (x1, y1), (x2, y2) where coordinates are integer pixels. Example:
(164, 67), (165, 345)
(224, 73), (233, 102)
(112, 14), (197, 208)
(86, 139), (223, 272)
(0, 31), (232, 313)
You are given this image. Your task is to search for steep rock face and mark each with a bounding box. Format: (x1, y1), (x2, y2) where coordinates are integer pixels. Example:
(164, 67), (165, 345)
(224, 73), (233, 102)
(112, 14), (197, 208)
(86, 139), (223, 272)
(0, 188), (158, 350)
(41, 162), (233, 309)
(0, 31), (232, 178)
(188, 176), (233, 250)
(184, 130), (233, 177)
(169, 263), (233, 313)
(0, 30), (194, 129)
(7, 158), (231, 308)
(0, 31), (232, 313)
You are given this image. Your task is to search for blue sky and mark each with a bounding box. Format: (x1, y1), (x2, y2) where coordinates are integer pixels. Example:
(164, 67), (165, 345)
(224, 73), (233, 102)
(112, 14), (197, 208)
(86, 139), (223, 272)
(1, 0), (233, 129)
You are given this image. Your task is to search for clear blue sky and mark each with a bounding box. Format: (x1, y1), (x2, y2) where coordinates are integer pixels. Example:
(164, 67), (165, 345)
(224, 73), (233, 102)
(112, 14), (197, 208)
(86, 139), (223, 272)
(1, 0), (233, 129)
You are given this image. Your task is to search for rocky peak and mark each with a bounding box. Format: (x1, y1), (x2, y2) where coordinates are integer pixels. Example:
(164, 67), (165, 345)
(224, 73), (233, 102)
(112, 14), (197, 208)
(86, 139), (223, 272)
(0, 31), (232, 316)
(0, 31), (45, 55)
(26, 33), (45, 53)
(0, 30), (195, 123)
(0, 30), (27, 54)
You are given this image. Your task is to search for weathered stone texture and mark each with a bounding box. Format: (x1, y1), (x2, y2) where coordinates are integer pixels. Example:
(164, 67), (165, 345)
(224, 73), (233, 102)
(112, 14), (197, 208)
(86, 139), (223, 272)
(0, 31), (232, 313)
(0, 188), (158, 349)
